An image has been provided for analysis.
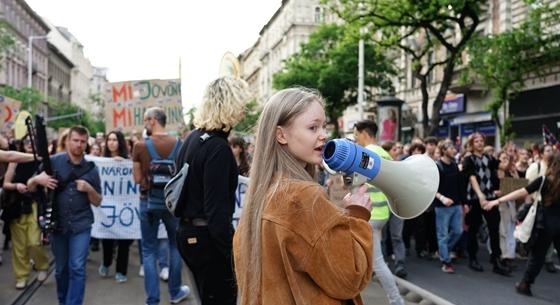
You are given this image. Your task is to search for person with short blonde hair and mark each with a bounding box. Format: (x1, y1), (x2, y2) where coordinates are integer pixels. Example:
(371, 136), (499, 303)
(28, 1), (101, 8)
(175, 77), (251, 305)
(193, 77), (250, 132)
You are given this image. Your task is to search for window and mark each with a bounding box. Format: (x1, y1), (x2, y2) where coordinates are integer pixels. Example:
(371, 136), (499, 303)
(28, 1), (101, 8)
(314, 7), (322, 23)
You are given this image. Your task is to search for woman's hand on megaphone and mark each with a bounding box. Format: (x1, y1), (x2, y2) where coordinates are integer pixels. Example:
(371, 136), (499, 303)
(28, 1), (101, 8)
(342, 184), (372, 212)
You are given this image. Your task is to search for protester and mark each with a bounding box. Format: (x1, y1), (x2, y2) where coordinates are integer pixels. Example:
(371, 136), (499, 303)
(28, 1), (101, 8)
(525, 143), (557, 273)
(28, 126), (102, 305)
(174, 77), (250, 305)
(56, 129), (69, 153)
(132, 107), (189, 305)
(97, 131), (134, 283)
(381, 141), (400, 161)
(2, 136), (49, 289)
(434, 141), (464, 273)
(462, 132), (510, 275)
(229, 135), (250, 177)
(234, 88), (373, 305)
(0, 135), (36, 163)
(485, 152), (560, 296)
(496, 149), (519, 269)
(516, 148), (530, 178)
(89, 143), (102, 157)
(354, 119), (405, 305)
(424, 136), (438, 160)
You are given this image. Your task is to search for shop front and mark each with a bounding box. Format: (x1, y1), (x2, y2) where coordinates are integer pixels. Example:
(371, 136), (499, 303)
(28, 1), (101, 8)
(509, 85), (560, 145)
(438, 94), (497, 146)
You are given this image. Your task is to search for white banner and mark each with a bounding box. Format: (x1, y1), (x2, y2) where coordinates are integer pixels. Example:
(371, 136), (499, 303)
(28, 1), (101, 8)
(88, 156), (249, 238)
(88, 156), (147, 239)
(233, 175), (249, 228)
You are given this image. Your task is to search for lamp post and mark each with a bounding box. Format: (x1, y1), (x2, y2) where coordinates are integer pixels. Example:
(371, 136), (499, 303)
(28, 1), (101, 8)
(358, 33), (364, 120)
(27, 35), (48, 88)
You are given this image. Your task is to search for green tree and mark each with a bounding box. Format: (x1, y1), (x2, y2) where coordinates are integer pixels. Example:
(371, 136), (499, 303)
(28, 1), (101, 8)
(273, 23), (395, 136)
(48, 98), (105, 135)
(465, 1), (560, 144)
(0, 23), (15, 70)
(0, 86), (44, 113)
(234, 98), (260, 135)
(330, 0), (484, 136)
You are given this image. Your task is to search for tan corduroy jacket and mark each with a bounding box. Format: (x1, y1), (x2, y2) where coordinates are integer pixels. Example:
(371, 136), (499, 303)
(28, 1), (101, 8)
(234, 179), (373, 305)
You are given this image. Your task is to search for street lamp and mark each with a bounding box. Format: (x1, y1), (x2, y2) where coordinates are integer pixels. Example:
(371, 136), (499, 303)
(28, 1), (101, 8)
(28, 35), (48, 88)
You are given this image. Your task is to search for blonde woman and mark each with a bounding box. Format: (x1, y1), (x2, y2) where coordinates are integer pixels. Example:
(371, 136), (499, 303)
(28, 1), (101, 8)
(174, 77), (250, 305)
(234, 88), (373, 305)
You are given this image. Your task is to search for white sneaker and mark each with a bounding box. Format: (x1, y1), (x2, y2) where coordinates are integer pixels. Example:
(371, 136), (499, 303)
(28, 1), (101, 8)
(138, 264), (144, 277)
(159, 267), (169, 282)
(15, 280), (26, 289)
(37, 270), (48, 282)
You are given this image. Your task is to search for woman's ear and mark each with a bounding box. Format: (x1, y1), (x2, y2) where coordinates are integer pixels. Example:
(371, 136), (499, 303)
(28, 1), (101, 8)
(276, 126), (288, 145)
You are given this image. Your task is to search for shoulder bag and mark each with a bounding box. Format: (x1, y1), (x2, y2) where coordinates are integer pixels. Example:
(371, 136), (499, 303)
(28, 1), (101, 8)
(513, 176), (545, 243)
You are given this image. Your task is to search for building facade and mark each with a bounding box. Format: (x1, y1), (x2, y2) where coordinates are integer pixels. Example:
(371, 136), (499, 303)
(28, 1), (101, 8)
(0, 0), (49, 95)
(394, 0), (560, 145)
(90, 66), (108, 117)
(47, 41), (73, 103)
(48, 26), (93, 111)
(238, 0), (333, 104)
(239, 0), (560, 145)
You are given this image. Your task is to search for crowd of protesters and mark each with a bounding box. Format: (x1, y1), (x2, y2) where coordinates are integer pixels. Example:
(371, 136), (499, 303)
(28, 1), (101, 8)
(328, 129), (559, 297)
(0, 80), (557, 305)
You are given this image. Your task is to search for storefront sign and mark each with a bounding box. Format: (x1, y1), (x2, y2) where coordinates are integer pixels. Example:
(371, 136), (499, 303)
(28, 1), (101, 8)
(440, 94), (465, 115)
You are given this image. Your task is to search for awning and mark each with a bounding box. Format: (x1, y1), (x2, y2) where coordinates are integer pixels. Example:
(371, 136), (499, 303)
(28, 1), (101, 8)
(450, 112), (492, 125)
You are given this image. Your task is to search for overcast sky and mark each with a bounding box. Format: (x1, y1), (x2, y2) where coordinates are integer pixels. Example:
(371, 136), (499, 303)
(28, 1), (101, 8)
(26, 0), (281, 109)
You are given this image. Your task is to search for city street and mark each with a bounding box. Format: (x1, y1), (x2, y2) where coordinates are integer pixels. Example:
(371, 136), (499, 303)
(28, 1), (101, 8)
(2, 230), (558, 305)
(0, 239), (393, 305)
(403, 249), (560, 305)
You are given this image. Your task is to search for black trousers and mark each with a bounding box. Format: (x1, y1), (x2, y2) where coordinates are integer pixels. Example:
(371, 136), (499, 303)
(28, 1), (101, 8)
(465, 200), (502, 263)
(523, 221), (560, 284)
(176, 223), (236, 305)
(102, 239), (133, 275)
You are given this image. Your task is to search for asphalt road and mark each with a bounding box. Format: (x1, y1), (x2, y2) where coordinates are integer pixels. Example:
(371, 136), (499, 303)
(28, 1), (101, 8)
(401, 249), (560, 305)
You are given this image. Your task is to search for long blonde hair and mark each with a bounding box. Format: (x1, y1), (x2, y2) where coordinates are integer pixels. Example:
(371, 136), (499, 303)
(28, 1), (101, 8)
(236, 87), (324, 304)
(193, 77), (251, 132)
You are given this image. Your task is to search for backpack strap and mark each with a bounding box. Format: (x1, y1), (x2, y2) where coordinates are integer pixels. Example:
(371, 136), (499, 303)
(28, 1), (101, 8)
(145, 139), (161, 160)
(168, 137), (181, 160)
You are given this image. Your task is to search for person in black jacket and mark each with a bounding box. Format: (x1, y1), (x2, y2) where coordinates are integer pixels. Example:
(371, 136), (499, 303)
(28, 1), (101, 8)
(486, 152), (560, 297)
(174, 77), (251, 305)
(462, 132), (510, 276)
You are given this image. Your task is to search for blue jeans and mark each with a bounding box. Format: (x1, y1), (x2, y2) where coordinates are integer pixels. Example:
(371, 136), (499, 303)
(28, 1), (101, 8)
(137, 235), (170, 270)
(435, 205), (463, 263)
(139, 199), (183, 305)
(51, 229), (91, 305)
(158, 238), (169, 269)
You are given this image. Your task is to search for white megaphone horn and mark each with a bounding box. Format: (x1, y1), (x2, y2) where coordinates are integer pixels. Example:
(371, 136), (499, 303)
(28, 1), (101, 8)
(322, 139), (439, 219)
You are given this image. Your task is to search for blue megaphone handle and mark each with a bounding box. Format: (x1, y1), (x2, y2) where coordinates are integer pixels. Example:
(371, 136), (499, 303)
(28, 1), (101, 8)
(322, 139), (382, 180)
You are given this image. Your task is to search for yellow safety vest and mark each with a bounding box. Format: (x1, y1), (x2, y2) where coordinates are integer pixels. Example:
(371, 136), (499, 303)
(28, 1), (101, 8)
(365, 144), (391, 221)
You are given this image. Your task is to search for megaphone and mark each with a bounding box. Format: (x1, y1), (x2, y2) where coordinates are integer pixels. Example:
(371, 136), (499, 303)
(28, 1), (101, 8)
(323, 139), (439, 219)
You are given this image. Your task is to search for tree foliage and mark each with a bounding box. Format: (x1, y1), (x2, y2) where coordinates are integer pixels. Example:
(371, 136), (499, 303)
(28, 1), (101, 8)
(0, 86), (44, 113)
(330, 0), (484, 136)
(465, 1), (560, 144)
(0, 22), (15, 70)
(0, 85), (104, 135)
(48, 98), (105, 135)
(234, 98), (260, 135)
(273, 23), (395, 136)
